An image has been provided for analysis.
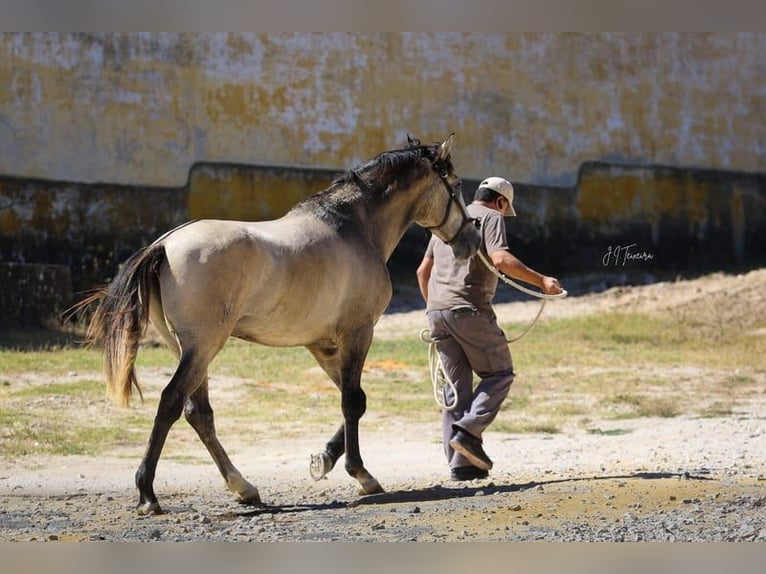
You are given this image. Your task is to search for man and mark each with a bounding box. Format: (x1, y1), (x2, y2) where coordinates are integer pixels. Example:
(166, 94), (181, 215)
(416, 176), (564, 481)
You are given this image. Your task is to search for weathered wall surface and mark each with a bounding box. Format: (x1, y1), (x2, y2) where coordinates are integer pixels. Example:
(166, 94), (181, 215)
(1, 33), (764, 325)
(0, 263), (71, 327)
(2, 160), (764, 291)
(0, 175), (185, 280)
(1, 33), (763, 186)
(506, 164), (766, 277)
(187, 163), (338, 222)
(0, 175), (186, 325)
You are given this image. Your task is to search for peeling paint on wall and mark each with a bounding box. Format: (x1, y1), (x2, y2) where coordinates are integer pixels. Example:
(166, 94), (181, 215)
(1, 33), (764, 187)
(2, 161), (764, 296)
(2, 33), (765, 325)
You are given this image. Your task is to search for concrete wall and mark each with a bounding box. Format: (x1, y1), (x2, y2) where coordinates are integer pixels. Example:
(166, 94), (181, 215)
(1, 33), (765, 325)
(507, 163), (766, 276)
(0, 175), (185, 281)
(2, 160), (764, 289)
(0, 263), (71, 327)
(1, 33), (763, 186)
(0, 174), (186, 325)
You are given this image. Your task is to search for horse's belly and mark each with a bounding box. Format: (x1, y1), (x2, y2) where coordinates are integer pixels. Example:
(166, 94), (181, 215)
(231, 313), (337, 347)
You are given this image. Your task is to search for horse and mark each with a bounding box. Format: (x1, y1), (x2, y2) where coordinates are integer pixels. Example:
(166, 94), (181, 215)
(79, 134), (481, 515)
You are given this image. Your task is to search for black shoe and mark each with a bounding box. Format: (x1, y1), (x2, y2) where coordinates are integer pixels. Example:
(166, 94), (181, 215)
(451, 465), (489, 481)
(449, 428), (493, 470)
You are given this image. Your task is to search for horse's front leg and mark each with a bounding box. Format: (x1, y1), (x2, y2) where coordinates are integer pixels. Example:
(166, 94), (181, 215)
(337, 335), (384, 495)
(307, 335), (383, 494)
(342, 384), (383, 495)
(309, 424), (344, 480)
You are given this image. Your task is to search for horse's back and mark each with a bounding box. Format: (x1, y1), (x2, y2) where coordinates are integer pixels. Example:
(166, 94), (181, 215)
(155, 217), (391, 348)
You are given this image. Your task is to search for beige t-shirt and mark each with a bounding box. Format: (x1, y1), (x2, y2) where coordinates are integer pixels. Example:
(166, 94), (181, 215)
(425, 203), (509, 313)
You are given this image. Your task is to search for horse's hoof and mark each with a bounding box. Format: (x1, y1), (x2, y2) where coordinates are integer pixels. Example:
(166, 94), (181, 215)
(226, 474), (261, 506)
(136, 501), (163, 516)
(358, 478), (384, 495)
(235, 488), (262, 506)
(310, 451), (333, 481)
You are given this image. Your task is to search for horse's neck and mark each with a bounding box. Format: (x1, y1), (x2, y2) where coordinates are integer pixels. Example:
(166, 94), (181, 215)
(361, 183), (423, 262)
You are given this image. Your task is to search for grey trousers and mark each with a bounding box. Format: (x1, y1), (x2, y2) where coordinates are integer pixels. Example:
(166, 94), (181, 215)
(427, 307), (515, 469)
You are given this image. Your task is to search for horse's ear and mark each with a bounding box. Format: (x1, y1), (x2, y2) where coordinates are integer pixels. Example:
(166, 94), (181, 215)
(438, 133), (455, 161)
(407, 134), (420, 147)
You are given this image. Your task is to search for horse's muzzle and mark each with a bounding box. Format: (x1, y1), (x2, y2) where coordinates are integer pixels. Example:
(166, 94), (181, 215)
(450, 222), (482, 260)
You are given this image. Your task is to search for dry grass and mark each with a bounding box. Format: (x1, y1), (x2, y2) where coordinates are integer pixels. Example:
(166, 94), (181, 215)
(1, 272), (764, 457)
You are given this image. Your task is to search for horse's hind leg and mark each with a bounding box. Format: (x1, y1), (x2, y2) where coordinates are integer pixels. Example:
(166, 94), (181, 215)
(135, 350), (207, 515)
(184, 381), (261, 506)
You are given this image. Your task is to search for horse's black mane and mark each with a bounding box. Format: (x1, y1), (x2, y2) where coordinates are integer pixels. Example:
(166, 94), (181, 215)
(333, 137), (439, 189)
(293, 137), (442, 227)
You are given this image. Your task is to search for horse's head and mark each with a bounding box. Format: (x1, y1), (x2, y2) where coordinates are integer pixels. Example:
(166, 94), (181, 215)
(416, 134), (481, 260)
(322, 134), (481, 261)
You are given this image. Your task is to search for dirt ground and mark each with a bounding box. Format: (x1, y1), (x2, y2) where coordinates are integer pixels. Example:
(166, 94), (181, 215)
(1, 269), (765, 541)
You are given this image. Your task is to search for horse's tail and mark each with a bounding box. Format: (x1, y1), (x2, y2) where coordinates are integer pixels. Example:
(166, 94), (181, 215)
(81, 243), (166, 406)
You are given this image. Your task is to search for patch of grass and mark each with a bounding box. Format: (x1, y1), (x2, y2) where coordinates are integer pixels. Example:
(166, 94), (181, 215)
(586, 428), (633, 436)
(634, 398), (680, 419)
(1, 306), (763, 455)
(0, 347), (102, 376)
(511, 312), (678, 366)
(698, 402), (735, 418)
(526, 423), (561, 434)
(11, 379), (104, 398)
(0, 407), (20, 427)
(0, 367), (151, 457)
(500, 393), (532, 411)
(549, 402), (588, 416)
(0, 406), (144, 457)
(501, 310), (764, 429)
(493, 418), (561, 434)
(602, 393), (680, 419)
(0, 339), (180, 379)
(210, 343), (312, 380)
(511, 311), (765, 371)
(212, 337), (436, 425)
(0, 327), (83, 351)
(719, 373), (755, 388)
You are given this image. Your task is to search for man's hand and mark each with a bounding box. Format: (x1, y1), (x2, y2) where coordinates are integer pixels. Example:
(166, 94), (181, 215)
(542, 276), (564, 296)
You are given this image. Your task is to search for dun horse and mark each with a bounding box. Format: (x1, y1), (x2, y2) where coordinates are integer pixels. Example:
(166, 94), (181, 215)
(82, 134), (481, 515)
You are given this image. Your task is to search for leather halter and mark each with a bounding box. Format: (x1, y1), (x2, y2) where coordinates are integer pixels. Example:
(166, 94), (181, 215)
(427, 159), (479, 245)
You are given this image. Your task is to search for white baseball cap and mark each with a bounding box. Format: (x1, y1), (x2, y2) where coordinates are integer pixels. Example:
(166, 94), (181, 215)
(478, 176), (516, 216)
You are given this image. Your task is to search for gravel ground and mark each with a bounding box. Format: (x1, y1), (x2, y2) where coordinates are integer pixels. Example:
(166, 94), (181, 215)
(1, 410), (764, 542)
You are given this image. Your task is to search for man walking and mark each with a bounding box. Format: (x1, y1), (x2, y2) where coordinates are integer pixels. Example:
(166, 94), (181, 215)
(416, 177), (564, 480)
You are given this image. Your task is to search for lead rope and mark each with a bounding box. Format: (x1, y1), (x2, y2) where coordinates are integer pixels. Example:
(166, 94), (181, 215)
(419, 327), (459, 410)
(421, 250), (568, 411)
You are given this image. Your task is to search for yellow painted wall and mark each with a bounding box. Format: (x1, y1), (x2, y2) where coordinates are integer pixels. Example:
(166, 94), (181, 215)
(2, 33), (763, 187)
(187, 164), (336, 221)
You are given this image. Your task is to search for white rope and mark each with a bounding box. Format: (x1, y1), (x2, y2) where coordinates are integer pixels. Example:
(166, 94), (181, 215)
(476, 250), (568, 302)
(421, 250), (568, 410)
(504, 297), (547, 343)
(419, 328), (459, 411)
(476, 249), (567, 343)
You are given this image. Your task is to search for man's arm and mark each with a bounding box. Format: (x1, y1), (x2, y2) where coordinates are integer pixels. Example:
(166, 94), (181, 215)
(416, 255), (434, 303)
(490, 249), (563, 295)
